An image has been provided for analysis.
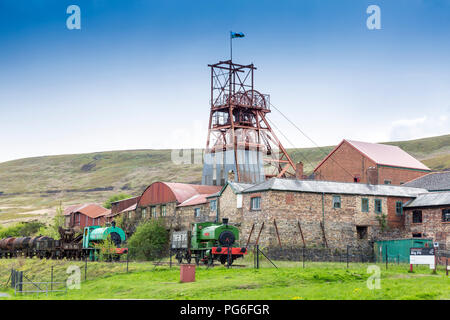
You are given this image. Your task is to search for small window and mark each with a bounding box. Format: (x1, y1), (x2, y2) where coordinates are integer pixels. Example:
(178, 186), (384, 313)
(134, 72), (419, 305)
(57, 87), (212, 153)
(353, 176), (360, 183)
(251, 197), (261, 210)
(332, 195), (341, 209)
(374, 199), (382, 214)
(412, 233), (422, 238)
(395, 201), (403, 216)
(151, 206), (156, 218)
(361, 198), (369, 212)
(384, 180), (391, 185)
(128, 211), (132, 219)
(356, 226), (368, 239)
(142, 208), (146, 218)
(412, 210), (422, 223)
(210, 200), (217, 212)
(161, 205), (166, 217)
(194, 208), (201, 218)
(442, 209), (450, 222)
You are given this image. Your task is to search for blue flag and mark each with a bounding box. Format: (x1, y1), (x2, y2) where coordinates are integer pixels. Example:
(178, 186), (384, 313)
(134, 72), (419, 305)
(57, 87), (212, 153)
(231, 32), (245, 38)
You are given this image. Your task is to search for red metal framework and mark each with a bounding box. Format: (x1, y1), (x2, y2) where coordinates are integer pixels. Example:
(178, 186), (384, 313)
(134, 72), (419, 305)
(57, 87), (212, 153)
(203, 60), (296, 184)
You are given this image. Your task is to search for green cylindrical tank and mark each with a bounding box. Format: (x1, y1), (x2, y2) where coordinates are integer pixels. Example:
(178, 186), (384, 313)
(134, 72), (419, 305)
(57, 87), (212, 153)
(374, 238), (433, 263)
(83, 226), (126, 249)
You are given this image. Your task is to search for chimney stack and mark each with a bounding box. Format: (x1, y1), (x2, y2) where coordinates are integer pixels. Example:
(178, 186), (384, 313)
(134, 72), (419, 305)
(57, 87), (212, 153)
(367, 167), (378, 185)
(228, 170), (235, 182)
(295, 162), (304, 179)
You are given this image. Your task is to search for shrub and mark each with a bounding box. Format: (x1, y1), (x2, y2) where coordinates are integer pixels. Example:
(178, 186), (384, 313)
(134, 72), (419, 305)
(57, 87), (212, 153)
(127, 219), (169, 261)
(0, 221), (45, 238)
(103, 193), (132, 209)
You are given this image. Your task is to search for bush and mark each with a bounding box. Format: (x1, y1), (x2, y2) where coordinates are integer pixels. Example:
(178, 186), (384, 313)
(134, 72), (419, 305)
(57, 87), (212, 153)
(103, 193), (132, 209)
(127, 219), (169, 261)
(0, 221), (45, 238)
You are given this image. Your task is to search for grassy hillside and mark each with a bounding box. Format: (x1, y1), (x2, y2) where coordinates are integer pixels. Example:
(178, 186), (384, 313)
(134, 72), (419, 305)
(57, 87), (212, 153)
(0, 134), (448, 225)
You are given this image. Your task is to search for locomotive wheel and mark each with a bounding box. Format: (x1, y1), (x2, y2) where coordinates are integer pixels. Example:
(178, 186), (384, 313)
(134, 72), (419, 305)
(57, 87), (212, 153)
(219, 255), (227, 265)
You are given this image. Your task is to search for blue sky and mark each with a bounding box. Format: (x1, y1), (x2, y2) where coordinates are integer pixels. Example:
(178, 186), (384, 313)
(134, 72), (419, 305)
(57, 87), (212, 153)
(0, 0), (449, 163)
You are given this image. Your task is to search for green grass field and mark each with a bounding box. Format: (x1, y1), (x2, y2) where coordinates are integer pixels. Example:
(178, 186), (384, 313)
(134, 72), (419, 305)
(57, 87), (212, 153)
(0, 257), (448, 300)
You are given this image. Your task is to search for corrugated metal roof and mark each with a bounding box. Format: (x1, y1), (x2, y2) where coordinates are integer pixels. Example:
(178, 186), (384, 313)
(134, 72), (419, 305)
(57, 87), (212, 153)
(315, 139), (430, 172)
(64, 203), (109, 218)
(404, 191), (450, 207)
(178, 194), (210, 207)
(403, 171), (450, 191)
(242, 178), (428, 197)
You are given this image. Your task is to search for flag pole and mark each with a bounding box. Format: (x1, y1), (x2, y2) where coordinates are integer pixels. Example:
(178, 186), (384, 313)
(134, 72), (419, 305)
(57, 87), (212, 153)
(230, 31), (232, 62)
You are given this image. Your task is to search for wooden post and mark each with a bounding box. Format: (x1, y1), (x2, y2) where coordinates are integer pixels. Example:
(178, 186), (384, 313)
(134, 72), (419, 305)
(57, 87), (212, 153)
(273, 219), (282, 248)
(297, 220), (306, 248)
(255, 222), (265, 246)
(246, 223), (255, 248)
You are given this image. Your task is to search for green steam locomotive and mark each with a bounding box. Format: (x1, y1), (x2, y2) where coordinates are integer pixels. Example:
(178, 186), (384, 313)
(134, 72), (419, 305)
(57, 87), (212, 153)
(171, 218), (247, 266)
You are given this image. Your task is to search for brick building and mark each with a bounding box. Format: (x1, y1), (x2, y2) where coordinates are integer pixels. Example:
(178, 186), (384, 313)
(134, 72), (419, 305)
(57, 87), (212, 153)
(63, 203), (110, 230)
(404, 191), (450, 249)
(314, 140), (431, 185)
(105, 196), (140, 222)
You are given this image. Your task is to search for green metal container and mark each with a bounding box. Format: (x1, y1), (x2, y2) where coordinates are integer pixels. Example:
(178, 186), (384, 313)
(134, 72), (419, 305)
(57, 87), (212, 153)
(374, 238), (433, 263)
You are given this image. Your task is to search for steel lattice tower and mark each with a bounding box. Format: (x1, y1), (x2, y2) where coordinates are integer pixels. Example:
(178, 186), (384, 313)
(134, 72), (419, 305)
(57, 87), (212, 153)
(202, 60), (296, 185)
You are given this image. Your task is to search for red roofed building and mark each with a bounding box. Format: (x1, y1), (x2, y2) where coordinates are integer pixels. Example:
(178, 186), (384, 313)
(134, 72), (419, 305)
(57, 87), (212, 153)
(314, 139), (431, 185)
(64, 203), (110, 229)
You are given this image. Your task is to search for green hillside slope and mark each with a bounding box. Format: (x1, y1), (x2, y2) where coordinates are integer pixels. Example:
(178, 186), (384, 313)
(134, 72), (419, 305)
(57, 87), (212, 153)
(0, 134), (448, 225)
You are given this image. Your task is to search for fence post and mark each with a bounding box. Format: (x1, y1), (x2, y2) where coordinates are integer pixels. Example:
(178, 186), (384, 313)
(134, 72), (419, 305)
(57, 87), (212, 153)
(127, 253), (129, 273)
(169, 249), (172, 269)
(397, 254), (399, 265)
(256, 245), (260, 269)
(446, 259), (448, 276)
(51, 266), (53, 291)
(385, 246), (388, 270)
(85, 256), (88, 281)
(346, 245), (349, 269)
(302, 247), (305, 269)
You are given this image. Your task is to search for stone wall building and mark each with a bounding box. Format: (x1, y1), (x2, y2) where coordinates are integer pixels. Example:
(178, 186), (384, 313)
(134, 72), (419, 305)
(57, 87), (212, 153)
(314, 139), (431, 185)
(209, 178), (426, 250)
(116, 182), (221, 235)
(404, 191), (450, 249)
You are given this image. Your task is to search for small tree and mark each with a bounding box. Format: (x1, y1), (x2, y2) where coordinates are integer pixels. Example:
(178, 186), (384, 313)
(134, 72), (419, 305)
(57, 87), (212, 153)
(376, 213), (389, 232)
(103, 193), (132, 209)
(127, 219), (169, 261)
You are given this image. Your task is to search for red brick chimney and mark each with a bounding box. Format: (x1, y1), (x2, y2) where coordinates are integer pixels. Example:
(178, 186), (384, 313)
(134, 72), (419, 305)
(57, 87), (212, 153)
(367, 166), (378, 185)
(296, 162), (304, 179)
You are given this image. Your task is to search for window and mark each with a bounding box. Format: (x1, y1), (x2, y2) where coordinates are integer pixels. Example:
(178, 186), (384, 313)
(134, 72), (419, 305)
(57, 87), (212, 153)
(395, 201), (403, 216)
(384, 180), (391, 185)
(332, 195), (341, 209)
(412, 210), (422, 223)
(356, 226), (368, 239)
(76, 213), (80, 225)
(412, 233), (422, 238)
(161, 205), (166, 217)
(151, 206), (157, 218)
(142, 208), (147, 218)
(128, 211), (132, 219)
(374, 199), (382, 214)
(361, 198), (369, 212)
(194, 208), (201, 218)
(250, 197), (261, 210)
(210, 200), (217, 212)
(353, 176), (361, 183)
(442, 209), (450, 222)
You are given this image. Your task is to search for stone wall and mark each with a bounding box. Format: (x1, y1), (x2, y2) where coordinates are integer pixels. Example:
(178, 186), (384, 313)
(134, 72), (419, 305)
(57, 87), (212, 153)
(238, 190), (408, 250)
(404, 207), (450, 249)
